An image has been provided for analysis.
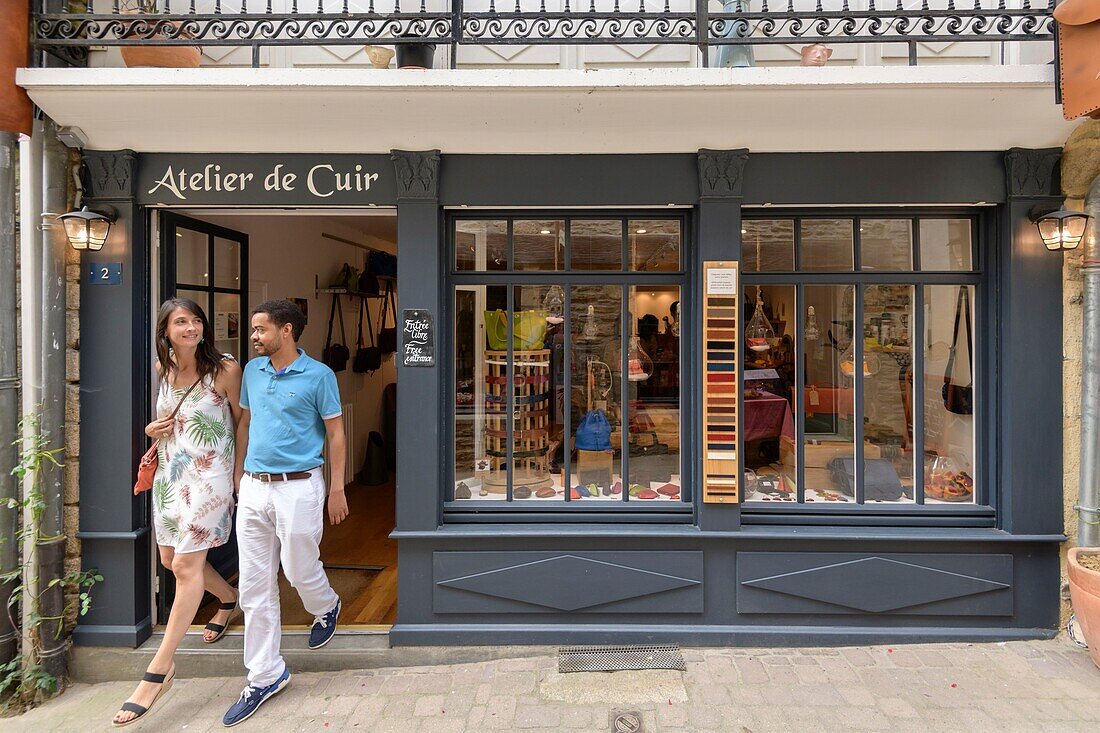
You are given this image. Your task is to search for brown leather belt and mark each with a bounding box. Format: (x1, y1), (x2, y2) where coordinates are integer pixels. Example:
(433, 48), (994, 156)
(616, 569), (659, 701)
(245, 469), (316, 483)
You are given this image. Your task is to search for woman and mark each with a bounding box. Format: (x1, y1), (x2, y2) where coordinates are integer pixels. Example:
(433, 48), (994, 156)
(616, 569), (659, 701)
(113, 298), (243, 727)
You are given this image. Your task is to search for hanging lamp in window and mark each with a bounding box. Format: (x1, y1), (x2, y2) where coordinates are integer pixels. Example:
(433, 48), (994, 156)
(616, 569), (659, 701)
(838, 333), (881, 378)
(746, 287), (775, 352)
(582, 304), (599, 340)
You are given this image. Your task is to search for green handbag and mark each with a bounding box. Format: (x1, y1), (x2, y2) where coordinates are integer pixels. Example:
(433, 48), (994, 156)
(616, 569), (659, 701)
(484, 309), (549, 350)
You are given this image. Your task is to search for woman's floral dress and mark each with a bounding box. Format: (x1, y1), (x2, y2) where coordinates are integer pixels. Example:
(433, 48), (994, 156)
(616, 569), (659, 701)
(152, 367), (235, 553)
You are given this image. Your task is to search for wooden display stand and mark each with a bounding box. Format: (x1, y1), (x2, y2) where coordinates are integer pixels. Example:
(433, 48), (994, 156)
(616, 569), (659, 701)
(483, 349), (552, 493)
(702, 262), (740, 503)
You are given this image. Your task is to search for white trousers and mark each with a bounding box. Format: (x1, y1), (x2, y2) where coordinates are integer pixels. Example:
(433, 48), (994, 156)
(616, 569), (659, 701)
(237, 468), (338, 686)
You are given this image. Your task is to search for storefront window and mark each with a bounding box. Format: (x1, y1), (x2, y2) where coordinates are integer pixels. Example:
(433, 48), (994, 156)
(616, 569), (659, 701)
(743, 215), (979, 507)
(450, 215), (685, 504)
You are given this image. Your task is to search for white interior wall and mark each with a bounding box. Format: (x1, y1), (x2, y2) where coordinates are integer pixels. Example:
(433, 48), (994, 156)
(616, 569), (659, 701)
(190, 212), (397, 477)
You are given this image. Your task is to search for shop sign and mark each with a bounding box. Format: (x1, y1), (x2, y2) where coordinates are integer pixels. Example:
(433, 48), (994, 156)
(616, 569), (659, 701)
(402, 309), (434, 367)
(138, 154), (396, 206)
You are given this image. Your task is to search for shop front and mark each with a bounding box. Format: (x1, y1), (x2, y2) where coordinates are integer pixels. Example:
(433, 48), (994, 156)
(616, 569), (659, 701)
(69, 147), (1064, 648)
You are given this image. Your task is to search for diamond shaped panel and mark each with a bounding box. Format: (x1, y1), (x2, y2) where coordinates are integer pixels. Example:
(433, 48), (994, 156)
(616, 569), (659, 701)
(742, 556), (1009, 613)
(438, 554), (701, 611)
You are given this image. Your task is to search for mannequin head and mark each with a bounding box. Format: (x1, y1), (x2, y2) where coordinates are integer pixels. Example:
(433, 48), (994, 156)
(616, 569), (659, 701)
(800, 44), (833, 67)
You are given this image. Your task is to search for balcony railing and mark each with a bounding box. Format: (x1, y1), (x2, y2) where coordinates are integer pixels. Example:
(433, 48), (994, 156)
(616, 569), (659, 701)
(34, 1), (1056, 69)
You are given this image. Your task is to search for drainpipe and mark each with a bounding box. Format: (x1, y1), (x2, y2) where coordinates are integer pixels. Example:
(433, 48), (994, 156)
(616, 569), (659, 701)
(0, 132), (18, 669)
(36, 120), (68, 679)
(19, 125), (42, 666)
(1079, 174), (1100, 548)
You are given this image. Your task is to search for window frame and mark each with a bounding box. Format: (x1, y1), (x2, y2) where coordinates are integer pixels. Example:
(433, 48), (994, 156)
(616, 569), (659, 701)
(740, 208), (996, 526)
(443, 210), (696, 521)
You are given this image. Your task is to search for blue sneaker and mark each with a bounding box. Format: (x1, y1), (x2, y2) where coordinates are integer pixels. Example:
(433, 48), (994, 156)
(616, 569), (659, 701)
(308, 598), (341, 649)
(222, 667), (291, 727)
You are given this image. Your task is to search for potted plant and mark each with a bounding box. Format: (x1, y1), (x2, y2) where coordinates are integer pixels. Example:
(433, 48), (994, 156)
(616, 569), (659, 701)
(119, 0), (201, 68)
(1068, 547), (1100, 668)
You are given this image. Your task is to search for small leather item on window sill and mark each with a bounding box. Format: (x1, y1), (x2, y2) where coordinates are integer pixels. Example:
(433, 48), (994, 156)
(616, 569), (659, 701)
(827, 456), (903, 502)
(1055, 0), (1100, 120)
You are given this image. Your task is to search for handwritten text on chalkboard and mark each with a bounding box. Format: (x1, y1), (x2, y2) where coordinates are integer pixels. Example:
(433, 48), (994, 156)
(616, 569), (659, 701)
(402, 309), (435, 368)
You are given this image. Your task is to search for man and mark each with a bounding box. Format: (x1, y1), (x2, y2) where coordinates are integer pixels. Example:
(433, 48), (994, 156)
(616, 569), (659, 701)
(223, 299), (350, 727)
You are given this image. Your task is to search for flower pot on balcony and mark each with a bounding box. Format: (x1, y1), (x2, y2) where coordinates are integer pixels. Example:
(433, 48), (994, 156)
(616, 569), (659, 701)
(120, 4), (201, 68)
(396, 42), (436, 70)
(1067, 547), (1100, 669)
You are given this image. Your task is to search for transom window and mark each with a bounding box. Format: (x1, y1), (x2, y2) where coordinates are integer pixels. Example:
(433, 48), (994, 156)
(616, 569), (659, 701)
(449, 215), (687, 506)
(741, 214), (981, 508)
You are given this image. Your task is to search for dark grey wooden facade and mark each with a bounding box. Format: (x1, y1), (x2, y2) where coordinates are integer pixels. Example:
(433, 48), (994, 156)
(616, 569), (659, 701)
(73, 149), (1065, 648)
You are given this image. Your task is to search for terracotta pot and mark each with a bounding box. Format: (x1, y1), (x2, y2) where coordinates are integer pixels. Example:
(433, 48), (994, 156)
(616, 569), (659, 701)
(1067, 547), (1100, 669)
(119, 16), (201, 68)
(121, 44), (201, 68)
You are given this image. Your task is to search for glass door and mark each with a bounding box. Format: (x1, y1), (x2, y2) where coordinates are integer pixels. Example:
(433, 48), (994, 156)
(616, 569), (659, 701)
(161, 212), (249, 362)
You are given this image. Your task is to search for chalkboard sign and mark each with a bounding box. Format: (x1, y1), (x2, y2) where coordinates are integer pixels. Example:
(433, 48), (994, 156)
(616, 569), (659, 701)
(402, 309), (435, 368)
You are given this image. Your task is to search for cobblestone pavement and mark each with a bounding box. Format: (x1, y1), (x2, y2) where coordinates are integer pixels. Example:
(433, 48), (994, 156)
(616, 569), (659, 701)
(7, 639), (1099, 732)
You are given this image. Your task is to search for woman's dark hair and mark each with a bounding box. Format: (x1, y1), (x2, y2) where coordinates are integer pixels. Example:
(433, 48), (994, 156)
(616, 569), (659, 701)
(155, 298), (226, 382)
(251, 298), (307, 341)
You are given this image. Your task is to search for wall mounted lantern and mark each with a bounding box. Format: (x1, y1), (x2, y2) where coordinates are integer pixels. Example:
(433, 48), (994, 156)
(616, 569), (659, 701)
(57, 205), (114, 251)
(1032, 206), (1092, 251)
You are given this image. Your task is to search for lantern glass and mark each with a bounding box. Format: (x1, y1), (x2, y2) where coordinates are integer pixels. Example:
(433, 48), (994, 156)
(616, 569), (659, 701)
(88, 218), (111, 250)
(63, 217), (89, 250)
(1063, 215), (1088, 248)
(1037, 217), (1063, 250)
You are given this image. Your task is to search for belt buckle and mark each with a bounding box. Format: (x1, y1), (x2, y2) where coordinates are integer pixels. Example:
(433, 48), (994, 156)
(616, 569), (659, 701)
(259, 472), (272, 482)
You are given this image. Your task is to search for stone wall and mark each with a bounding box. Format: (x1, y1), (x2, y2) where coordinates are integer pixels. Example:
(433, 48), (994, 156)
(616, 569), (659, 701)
(63, 148), (81, 629)
(1061, 118), (1100, 622)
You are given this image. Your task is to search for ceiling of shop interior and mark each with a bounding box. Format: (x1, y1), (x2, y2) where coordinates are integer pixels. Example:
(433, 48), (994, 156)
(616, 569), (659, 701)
(198, 212), (397, 245)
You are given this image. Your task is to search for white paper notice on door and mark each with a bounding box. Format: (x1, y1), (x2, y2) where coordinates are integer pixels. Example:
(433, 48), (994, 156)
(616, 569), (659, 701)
(706, 268), (738, 295)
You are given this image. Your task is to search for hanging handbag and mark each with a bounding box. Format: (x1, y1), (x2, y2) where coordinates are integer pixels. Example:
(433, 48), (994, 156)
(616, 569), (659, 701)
(353, 298), (382, 374)
(574, 408), (612, 452)
(134, 378), (202, 495)
(366, 249), (398, 279)
(331, 262), (361, 292)
(322, 295), (351, 373)
(942, 286), (974, 416)
(378, 281), (397, 355)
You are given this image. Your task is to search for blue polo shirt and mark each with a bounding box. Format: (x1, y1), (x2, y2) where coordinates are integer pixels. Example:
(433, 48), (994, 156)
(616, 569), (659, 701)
(240, 349), (342, 474)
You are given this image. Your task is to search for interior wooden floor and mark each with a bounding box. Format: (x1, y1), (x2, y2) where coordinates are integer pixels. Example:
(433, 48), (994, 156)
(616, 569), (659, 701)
(191, 475), (397, 629)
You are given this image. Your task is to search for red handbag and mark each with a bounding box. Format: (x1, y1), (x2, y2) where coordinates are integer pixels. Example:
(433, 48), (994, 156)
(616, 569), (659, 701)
(134, 378), (201, 495)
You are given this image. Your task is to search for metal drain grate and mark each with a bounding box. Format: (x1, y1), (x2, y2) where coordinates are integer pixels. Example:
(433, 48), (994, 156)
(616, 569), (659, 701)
(558, 644), (685, 673)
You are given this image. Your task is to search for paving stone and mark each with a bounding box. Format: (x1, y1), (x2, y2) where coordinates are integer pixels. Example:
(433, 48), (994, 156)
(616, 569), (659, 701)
(513, 703), (561, 729)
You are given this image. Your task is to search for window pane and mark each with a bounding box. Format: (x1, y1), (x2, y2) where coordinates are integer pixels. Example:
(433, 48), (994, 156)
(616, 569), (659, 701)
(175, 289), (210, 321)
(571, 220), (622, 271)
(860, 220), (913, 271)
(628, 286), (682, 500)
(175, 227), (208, 286)
(455, 220), (508, 271)
(453, 285), (506, 500)
(514, 220), (565, 272)
(742, 219), (794, 272)
(920, 219), (973, 271)
(923, 285), (977, 504)
(742, 285), (797, 502)
(212, 292), (241, 362)
(213, 236), (241, 289)
(629, 219), (681, 272)
(507, 285), (556, 500)
(801, 219), (854, 271)
(862, 285), (915, 503)
(570, 285), (623, 500)
(802, 285), (856, 502)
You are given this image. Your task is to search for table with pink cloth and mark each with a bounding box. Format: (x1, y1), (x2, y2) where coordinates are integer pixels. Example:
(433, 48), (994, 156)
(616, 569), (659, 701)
(744, 392), (795, 443)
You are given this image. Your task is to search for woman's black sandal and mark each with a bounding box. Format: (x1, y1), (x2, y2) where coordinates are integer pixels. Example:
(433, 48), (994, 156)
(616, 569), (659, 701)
(112, 667), (175, 727)
(203, 597), (240, 644)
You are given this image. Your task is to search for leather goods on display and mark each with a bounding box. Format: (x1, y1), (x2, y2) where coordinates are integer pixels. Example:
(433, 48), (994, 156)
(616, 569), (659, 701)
(1055, 0), (1100, 120)
(134, 378), (201, 495)
(484, 310), (549, 350)
(942, 286), (974, 416)
(322, 295), (351, 373)
(353, 299), (382, 374)
(574, 409), (612, 452)
(378, 282), (397, 355)
(827, 456), (904, 502)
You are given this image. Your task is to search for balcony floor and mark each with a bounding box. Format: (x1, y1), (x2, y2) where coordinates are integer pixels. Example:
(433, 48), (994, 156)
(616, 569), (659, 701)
(17, 65), (1074, 154)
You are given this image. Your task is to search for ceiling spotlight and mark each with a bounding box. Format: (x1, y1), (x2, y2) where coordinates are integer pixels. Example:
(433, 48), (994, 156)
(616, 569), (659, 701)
(540, 229), (551, 235)
(636, 228), (647, 234)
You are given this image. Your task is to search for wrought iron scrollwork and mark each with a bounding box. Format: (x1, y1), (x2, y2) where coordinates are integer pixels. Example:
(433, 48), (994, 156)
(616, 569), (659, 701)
(33, 3), (1056, 63)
